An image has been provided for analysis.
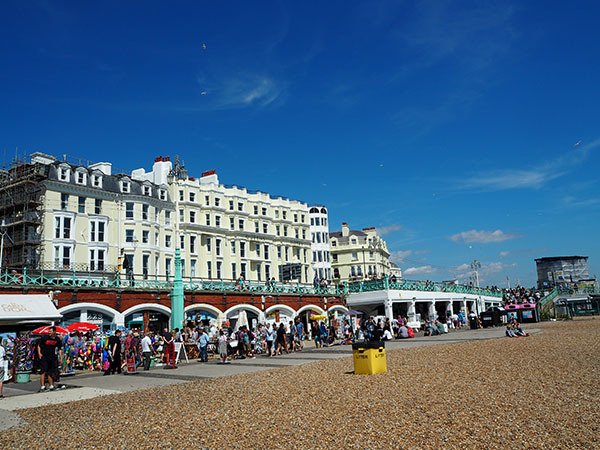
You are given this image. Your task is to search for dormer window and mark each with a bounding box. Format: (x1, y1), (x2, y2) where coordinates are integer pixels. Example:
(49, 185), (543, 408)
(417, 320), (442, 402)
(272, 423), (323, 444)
(75, 170), (87, 185)
(58, 166), (70, 182)
(91, 173), (102, 188)
(143, 185), (152, 196)
(159, 189), (167, 201)
(121, 180), (131, 193)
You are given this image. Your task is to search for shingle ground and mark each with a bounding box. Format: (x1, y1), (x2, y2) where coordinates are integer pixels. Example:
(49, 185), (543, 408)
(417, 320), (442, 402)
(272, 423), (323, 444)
(2, 318), (599, 449)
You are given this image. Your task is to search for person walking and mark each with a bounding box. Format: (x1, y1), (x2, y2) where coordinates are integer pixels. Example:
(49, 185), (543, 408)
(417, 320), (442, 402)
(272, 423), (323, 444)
(295, 319), (304, 351)
(162, 328), (175, 367)
(265, 323), (275, 357)
(141, 332), (155, 371)
(218, 329), (229, 364)
(104, 329), (122, 375)
(312, 321), (321, 348)
(275, 322), (288, 355)
(38, 326), (63, 391)
(197, 328), (209, 362)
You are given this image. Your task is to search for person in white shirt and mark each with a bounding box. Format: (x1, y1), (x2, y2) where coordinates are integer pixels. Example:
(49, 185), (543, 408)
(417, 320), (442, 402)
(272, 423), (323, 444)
(141, 333), (155, 371)
(382, 327), (394, 341)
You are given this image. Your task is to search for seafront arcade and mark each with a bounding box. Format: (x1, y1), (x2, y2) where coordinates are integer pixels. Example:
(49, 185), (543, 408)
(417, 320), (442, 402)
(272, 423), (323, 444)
(346, 278), (503, 321)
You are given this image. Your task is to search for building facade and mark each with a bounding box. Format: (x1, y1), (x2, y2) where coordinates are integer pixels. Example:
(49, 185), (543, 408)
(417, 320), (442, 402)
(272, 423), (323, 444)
(1, 153), (322, 286)
(309, 206), (332, 281)
(35, 153), (175, 279)
(535, 256), (591, 289)
(329, 223), (391, 281)
(0, 153), (176, 278)
(131, 157), (315, 284)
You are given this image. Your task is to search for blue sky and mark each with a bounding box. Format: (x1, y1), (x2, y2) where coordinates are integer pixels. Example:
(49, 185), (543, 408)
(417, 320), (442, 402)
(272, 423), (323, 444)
(1, 1), (599, 287)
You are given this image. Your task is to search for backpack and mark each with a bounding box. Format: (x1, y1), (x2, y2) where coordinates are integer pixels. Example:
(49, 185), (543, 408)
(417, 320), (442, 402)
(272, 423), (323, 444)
(407, 327), (415, 338)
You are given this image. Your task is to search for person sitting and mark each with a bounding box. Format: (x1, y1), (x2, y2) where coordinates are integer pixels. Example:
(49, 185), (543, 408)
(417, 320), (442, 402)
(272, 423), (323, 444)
(424, 320), (439, 336)
(398, 324), (409, 339)
(512, 321), (529, 337)
(382, 326), (394, 341)
(505, 325), (518, 338)
(435, 320), (447, 334)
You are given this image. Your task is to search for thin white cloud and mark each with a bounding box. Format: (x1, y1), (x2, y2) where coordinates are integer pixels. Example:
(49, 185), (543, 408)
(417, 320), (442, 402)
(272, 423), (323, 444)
(390, 250), (412, 264)
(459, 167), (566, 191)
(449, 229), (521, 244)
(458, 136), (600, 192)
(482, 262), (516, 275)
(196, 74), (285, 110)
(404, 265), (436, 276)
(499, 248), (547, 258)
(378, 224), (403, 235)
(561, 195), (600, 209)
(581, 138), (600, 152)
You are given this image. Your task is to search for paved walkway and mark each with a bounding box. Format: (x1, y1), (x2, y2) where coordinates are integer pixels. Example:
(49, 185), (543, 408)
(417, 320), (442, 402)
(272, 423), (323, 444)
(0, 325), (540, 429)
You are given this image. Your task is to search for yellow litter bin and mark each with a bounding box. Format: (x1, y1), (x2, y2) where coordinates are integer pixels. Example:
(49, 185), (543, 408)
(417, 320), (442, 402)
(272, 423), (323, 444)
(352, 341), (387, 375)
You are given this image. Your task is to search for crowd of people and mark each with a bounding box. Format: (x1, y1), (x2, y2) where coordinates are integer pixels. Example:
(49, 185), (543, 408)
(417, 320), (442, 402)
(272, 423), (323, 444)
(2, 305), (532, 394)
(502, 287), (541, 305)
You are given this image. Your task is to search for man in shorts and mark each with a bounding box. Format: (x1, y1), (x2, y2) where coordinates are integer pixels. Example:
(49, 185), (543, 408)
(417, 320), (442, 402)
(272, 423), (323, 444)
(38, 326), (63, 391)
(295, 319), (304, 351)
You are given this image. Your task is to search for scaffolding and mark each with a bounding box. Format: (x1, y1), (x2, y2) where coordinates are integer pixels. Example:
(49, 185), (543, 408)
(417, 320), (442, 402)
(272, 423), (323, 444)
(0, 157), (48, 270)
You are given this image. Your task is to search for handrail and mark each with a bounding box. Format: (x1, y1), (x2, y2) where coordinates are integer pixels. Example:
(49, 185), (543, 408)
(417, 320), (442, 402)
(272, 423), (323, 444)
(0, 270), (506, 298)
(0, 269), (346, 296)
(346, 277), (503, 297)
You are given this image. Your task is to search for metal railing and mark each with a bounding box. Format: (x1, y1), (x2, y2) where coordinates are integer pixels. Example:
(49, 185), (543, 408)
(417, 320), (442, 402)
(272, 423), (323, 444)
(557, 285), (600, 295)
(538, 287), (558, 314)
(0, 268), (345, 296)
(347, 278), (504, 297)
(0, 269), (507, 298)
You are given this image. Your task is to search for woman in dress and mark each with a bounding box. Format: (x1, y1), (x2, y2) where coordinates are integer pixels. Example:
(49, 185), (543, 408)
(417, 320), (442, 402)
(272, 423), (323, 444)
(218, 329), (229, 363)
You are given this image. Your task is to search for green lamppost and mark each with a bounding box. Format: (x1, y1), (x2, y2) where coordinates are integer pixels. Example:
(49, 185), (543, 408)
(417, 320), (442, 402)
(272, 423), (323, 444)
(171, 248), (184, 329)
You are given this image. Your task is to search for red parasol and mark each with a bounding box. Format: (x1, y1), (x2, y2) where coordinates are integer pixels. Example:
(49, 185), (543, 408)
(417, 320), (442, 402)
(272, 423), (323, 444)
(67, 322), (100, 333)
(31, 325), (70, 335)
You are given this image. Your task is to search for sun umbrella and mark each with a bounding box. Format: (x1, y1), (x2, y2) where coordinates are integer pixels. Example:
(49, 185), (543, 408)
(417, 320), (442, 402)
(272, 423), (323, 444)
(67, 322), (100, 333)
(347, 310), (363, 316)
(31, 325), (69, 335)
(235, 310), (249, 331)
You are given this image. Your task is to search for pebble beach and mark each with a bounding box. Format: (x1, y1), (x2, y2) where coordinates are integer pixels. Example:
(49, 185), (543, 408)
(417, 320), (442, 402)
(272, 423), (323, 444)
(2, 318), (599, 449)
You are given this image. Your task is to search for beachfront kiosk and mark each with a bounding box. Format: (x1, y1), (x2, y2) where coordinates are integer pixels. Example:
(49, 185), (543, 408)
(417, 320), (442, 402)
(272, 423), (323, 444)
(504, 303), (539, 323)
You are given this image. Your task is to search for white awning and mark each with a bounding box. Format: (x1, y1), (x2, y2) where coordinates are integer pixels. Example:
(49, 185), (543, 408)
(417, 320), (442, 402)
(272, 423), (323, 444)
(0, 294), (63, 322)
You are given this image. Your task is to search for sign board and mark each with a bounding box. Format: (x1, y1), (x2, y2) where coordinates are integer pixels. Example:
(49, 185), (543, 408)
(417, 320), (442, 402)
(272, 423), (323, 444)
(174, 342), (189, 364)
(126, 355), (137, 374)
(87, 313), (104, 325)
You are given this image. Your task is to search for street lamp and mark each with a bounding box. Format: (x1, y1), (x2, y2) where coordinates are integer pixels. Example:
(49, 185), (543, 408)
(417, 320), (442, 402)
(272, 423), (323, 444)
(470, 258), (481, 288)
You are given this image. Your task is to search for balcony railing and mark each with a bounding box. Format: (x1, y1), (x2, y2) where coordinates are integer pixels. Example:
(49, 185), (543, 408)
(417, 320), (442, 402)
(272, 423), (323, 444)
(347, 278), (504, 298)
(0, 269), (504, 298)
(0, 268), (345, 296)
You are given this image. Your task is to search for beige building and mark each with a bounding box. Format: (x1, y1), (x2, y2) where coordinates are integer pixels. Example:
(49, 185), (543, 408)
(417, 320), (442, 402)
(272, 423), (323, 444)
(29, 153), (175, 279)
(330, 223), (391, 281)
(131, 157), (314, 284)
(2, 153), (318, 285)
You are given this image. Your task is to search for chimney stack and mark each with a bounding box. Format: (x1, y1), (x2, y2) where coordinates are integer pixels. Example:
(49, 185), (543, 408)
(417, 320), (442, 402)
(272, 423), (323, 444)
(342, 222), (349, 237)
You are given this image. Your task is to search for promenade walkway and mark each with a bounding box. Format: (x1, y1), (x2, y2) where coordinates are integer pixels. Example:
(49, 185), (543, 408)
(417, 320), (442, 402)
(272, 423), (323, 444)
(0, 325), (538, 428)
